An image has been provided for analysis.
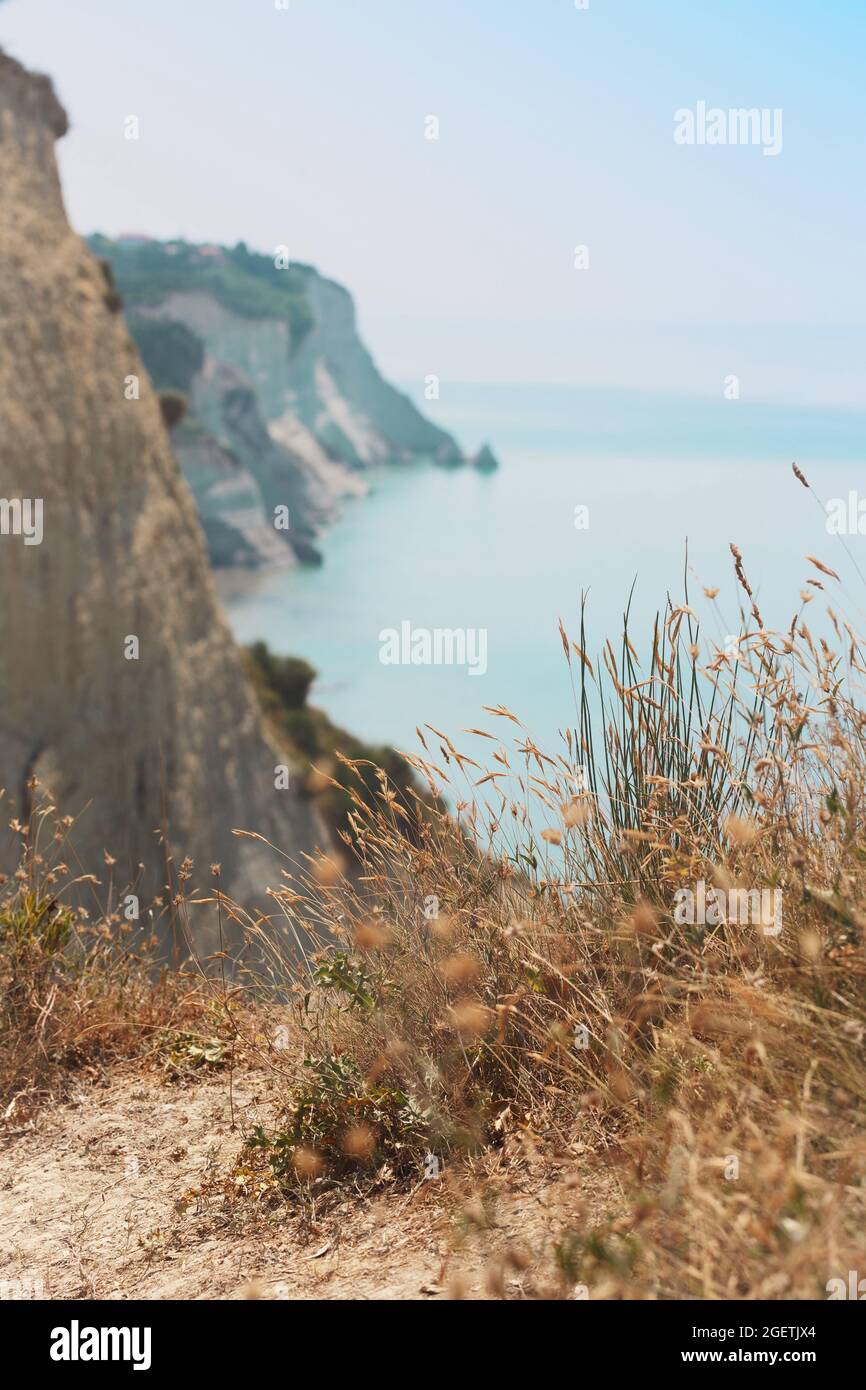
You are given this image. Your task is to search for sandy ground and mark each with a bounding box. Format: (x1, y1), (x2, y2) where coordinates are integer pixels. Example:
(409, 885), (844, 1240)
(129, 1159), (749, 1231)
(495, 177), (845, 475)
(0, 1068), (622, 1300)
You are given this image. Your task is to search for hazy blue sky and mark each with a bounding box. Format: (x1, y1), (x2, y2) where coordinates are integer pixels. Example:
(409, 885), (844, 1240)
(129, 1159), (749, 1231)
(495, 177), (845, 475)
(2, 0), (864, 404)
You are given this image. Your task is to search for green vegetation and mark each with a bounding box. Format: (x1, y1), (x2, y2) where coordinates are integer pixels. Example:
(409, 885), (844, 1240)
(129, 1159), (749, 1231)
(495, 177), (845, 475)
(128, 315), (204, 393)
(89, 235), (315, 351)
(158, 389), (188, 430)
(96, 256), (123, 313)
(245, 1054), (428, 1183)
(161, 1030), (227, 1077)
(244, 640), (423, 853)
(245, 641), (315, 708)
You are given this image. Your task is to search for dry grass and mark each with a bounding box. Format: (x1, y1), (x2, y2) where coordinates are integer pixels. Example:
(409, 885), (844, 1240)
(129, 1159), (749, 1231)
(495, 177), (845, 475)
(205, 536), (866, 1299)
(0, 800), (213, 1121)
(5, 514), (866, 1298)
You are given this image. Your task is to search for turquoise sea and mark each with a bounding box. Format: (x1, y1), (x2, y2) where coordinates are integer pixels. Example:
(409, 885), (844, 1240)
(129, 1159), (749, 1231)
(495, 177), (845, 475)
(216, 384), (866, 773)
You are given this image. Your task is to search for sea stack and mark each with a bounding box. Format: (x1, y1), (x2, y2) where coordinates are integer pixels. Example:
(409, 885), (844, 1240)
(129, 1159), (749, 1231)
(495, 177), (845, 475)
(472, 443), (500, 473)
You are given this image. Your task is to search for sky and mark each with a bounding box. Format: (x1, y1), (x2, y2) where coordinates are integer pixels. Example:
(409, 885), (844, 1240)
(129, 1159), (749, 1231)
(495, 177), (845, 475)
(2, 0), (865, 405)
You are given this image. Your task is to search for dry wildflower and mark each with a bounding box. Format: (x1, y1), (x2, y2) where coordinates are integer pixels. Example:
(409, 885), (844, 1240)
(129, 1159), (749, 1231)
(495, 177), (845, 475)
(342, 1126), (376, 1160)
(440, 952), (481, 986)
(448, 999), (492, 1039)
(629, 900), (658, 935)
(571, 642), (595, 678)
(294, 1147), (325, 1180)
(730, 542), (753, 598)
(806, 555), (840, 582)
(608, 1070), (635, 1103)
(562, 797), (591, 828)
(312, 853), (344, 886)
(725, 814), (758, 847)
(354, 920), (392, 952)
(306, 764), (334, 795)
(430, 912), (455, 942)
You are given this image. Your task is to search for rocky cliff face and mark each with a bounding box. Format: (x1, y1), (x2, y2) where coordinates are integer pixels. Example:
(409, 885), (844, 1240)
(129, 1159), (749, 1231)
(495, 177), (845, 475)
(0, 50), (326, 952)
(282, 269), (464, 469)
(91, 238), (496, 570)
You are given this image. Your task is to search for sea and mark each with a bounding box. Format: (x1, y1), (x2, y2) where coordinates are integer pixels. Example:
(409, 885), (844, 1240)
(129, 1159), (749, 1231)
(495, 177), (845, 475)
(215, 383), (866, 782)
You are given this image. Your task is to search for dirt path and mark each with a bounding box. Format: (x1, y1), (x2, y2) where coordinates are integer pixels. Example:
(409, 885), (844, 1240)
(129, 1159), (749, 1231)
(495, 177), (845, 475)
(0, 1069), (622, 1300)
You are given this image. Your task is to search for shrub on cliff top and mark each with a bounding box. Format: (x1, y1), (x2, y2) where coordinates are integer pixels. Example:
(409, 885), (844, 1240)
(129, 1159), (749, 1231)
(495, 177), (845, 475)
(244, 640), (428, 857)
(158, 389), (188, 430)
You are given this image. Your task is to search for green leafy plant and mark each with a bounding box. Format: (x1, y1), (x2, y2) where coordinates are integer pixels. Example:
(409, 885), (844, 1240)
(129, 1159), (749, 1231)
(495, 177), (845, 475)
(311, 950), (379, 1012)
(246, 1053), (429, 1182)
(162, 1031), (227, 1075)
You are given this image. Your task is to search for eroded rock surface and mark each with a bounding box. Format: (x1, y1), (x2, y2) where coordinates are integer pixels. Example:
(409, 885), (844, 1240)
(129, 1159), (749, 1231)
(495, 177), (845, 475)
(0, 50), (326, 950)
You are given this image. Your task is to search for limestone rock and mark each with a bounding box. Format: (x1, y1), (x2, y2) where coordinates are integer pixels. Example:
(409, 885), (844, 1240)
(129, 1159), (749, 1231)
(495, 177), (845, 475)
(0, 49), (327, 955)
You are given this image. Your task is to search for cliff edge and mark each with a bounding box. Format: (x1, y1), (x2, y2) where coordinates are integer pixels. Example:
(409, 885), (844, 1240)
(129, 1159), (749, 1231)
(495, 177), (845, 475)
(90, 236), (497, 570)
(0, 50), (326, 951)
